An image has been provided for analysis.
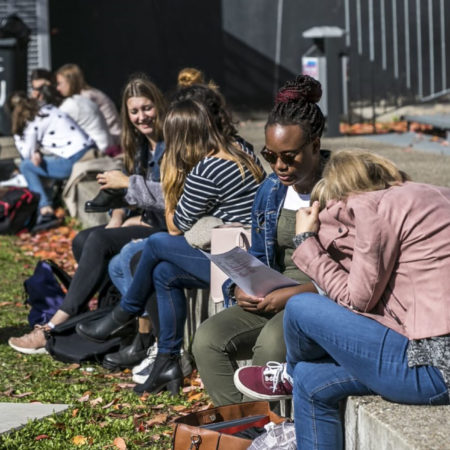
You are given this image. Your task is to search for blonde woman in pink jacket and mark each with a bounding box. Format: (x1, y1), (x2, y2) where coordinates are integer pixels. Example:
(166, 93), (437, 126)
(234, 150), (450, 449)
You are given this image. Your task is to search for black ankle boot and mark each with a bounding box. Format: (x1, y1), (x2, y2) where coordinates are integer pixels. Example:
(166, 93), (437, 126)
(102, 332), (155, 370)
(134, 352), (182, 395)
(84, 188), (128, 213)
(76, 305), (135, 342)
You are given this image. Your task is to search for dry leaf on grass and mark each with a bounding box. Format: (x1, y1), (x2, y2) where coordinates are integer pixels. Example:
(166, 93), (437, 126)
(145, 413), (168, 427)
(35, 435), (50, 441)
(72, 435), (88, 445)
(90, 396), (103, 406)
(113, 437), (127, 449)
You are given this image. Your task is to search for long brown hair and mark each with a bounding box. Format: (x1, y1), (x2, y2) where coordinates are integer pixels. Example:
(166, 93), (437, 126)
(161, 99), (264, 211)
(9, 92), (40, 136)
(56, 63), (89, 96)
(120, 74), (167, 173)
(311, 150), (410, 209)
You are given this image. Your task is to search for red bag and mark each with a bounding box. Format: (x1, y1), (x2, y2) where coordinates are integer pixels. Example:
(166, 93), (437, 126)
(0, 187), (39, 234)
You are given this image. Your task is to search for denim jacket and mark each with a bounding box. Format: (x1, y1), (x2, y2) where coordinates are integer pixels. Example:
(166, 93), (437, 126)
(222, 150), (330, 306)
(223, 173), (288, 305)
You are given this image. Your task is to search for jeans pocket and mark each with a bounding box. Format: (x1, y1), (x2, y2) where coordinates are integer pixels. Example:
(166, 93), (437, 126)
(429, 390), (450, 406)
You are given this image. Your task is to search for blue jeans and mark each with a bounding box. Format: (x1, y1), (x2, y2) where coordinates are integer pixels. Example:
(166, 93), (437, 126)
(109, 239), (147, 296)
(284, 294), (449, 450)
(20, 148), (89, 209)
(120, 232), (210, 353)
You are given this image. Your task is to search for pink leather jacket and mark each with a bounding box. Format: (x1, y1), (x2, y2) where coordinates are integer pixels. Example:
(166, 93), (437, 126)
(293, 182), (450, 339)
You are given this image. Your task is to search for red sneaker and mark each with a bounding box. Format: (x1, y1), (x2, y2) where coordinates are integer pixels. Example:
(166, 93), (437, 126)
(233, 361), (293, 401)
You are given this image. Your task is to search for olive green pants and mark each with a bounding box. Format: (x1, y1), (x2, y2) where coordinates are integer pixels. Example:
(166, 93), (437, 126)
(192, 305), (285, 406)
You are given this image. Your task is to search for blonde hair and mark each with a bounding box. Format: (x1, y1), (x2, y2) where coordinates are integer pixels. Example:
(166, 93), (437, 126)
(162, 99), (264, 211)
(177, 67), (205, 88)
(120, 75), (167, 173)
(311, 150), (410, 209)
(56, 63), (89, 96)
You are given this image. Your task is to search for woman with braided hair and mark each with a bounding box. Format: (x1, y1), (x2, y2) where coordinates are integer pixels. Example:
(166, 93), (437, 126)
(193, 74), (330, 406)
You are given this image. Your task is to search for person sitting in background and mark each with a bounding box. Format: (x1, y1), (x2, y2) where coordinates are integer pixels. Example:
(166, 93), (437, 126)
(8, 92), (94, 230)
(235, 150), (450, 449)
(30, 68), (54, 99)
(55, 66), (112, 155)
(8, 75), (167, 360)
(56, 64), (121, 152)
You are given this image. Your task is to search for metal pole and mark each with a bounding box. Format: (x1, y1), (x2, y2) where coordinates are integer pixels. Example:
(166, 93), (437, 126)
(404, 0), (411, 89)
(345, 0), (351, 47)
(392, 0), (399, 78)
(273, 0), (284, 98)
(380, 0), (387, 70)
(416, 0), (423, 98)
(369, 0), (374, 62)
(356, 0), (363, 54)
(428, 0), (435, 95)
(440, 0), (446, 91)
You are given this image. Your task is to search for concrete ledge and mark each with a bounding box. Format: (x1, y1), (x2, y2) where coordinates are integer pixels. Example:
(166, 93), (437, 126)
(0, 137), (19, 159)
(345, 396), (450, 450)
(0, 402), (68, 434)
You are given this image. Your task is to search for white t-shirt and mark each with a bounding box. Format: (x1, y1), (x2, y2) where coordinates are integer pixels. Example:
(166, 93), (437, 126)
(60, 95), (112, 152)
(14, 104), (95, 160)
(283, 186), (311, 210)
(81, 88), (121, 145)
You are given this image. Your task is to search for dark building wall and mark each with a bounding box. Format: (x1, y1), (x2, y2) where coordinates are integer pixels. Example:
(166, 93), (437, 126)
(49, 0), (224, 106)
(49, 1), (447, 111)
(220, 0), (345, 107)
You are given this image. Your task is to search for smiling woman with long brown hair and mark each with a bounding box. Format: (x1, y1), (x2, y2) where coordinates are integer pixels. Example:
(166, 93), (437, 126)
(9, 75), (167, 359)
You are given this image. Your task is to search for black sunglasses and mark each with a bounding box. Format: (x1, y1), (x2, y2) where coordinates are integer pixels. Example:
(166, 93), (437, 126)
(261, 143), (310, 165)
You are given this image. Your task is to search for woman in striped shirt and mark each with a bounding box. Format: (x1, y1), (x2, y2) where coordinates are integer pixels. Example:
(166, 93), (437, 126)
(78, 90), (265, 395)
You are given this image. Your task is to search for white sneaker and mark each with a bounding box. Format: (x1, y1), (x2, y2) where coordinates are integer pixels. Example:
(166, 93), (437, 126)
(0, 173), (28, 188)
(132, 347), (193, 384)
(132, 344), (158, 381)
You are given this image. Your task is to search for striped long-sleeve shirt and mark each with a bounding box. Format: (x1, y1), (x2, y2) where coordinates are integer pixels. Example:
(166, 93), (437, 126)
(173, 147), (264, 232)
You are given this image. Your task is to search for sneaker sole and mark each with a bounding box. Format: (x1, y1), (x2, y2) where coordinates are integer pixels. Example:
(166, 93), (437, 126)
(8, 340), (48, 355)
(233, 367), (292, 401)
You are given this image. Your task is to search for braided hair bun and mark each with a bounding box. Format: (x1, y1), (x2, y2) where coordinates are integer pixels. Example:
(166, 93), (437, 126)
(268, 74), (325, 140)
(275, 75), (322, 105)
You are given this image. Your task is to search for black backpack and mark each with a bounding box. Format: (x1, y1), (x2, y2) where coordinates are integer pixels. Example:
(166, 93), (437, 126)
(0, 187), (39, 234)
(45, 307), (124, 364)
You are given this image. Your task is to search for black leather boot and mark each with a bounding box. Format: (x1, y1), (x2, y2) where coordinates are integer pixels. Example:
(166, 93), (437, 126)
(76, 305), (135, 342)
(102, 332), (155, 370)
(84, 188), (128, 213)
(134, 352), (183, 395)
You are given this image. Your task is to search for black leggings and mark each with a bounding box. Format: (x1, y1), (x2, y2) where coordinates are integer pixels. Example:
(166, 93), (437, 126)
(60, 225), (157, 316)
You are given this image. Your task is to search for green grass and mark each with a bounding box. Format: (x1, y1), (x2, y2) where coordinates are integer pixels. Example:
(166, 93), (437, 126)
(0, 236), (204, 449)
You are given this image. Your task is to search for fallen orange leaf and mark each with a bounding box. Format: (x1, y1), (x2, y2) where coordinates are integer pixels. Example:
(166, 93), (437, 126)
(72, 435), (88, 446)
(113, 437), (127, 449)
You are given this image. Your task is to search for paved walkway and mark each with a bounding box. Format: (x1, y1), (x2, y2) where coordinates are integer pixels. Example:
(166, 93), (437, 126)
(0, 403), (68, 434)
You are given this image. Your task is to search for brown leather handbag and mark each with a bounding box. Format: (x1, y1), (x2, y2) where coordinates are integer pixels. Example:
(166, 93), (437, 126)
(172, 401), (284, 449)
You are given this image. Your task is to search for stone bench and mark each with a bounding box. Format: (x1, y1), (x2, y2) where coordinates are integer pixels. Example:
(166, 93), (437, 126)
(345, 396), (450, 450)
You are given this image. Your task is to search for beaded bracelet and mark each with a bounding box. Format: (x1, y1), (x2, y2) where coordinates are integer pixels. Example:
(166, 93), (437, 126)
(292, 231), (317, 248)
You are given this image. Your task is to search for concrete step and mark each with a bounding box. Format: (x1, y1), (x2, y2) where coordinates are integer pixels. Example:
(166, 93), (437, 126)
(345, 396), (450, 450)
(0, 402), (68, 435)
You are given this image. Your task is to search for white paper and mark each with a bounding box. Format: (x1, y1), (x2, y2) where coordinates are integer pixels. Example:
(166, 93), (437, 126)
(203, 247), (299, 297)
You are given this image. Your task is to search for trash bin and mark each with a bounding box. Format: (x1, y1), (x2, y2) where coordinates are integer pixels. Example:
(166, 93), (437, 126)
(0, 14), (30, 136)
(302, 26), (346, 137)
